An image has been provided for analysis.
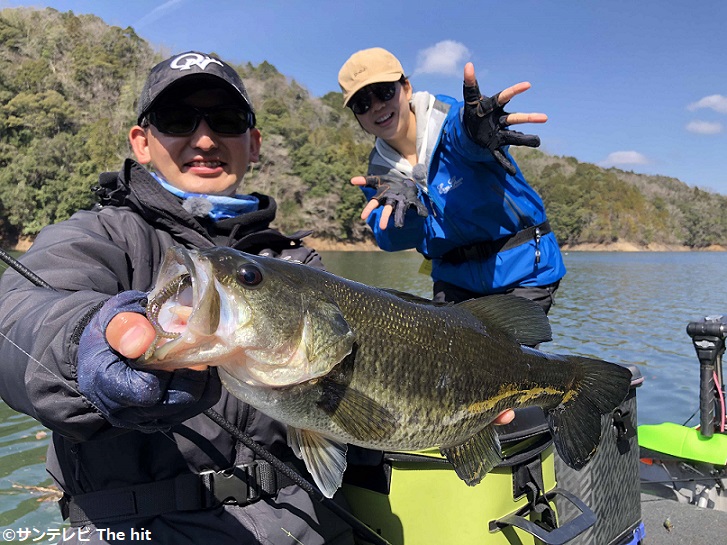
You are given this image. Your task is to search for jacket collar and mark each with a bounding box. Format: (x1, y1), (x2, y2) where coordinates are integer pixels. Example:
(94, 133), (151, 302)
(94, 159), (279, 249)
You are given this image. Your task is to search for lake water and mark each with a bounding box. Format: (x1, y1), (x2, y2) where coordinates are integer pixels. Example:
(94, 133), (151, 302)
(0, 250), (726, 535)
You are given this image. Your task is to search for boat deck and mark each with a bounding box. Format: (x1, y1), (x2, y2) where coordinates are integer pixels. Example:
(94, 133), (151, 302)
(641, 492), (727, 544)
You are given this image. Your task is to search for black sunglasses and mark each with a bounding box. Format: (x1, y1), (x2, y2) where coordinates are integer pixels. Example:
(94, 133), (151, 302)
(349, 82), (398, 115)
(147, 105), (254, 136)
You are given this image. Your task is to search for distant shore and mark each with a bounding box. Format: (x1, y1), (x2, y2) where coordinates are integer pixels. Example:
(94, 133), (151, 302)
(308, 237), (726, 253)
(561, 241), (726, 252)
(10, 236), (726, 253)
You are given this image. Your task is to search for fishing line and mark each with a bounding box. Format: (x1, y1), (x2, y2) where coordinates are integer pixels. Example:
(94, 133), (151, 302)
(682, 407), (698, 427)
(0, 248), (88, 399)
(0, 247), (391, 545)
(0, 250), (183, 450)
(205, 408), (390, 545)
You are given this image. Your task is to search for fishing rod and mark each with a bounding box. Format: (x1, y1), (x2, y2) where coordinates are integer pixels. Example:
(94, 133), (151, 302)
(0, 247), (54, 290)
(0, 246), (390, 545)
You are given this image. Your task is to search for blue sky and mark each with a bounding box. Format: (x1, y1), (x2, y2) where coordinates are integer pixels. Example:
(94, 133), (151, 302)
(4, 1), (727, 194)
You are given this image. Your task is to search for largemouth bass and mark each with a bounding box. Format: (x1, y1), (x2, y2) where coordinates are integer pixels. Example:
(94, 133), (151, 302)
(142, 246), (632, 498)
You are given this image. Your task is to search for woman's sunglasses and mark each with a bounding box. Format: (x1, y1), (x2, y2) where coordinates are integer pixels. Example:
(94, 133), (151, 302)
(348, 82), (398, 115)
(147, 105), (255, 136)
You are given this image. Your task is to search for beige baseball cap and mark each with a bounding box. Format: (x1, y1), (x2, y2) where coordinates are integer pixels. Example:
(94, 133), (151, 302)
(338, 47), (405, 107)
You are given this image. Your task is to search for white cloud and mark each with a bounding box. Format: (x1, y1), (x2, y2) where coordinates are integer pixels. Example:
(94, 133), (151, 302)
(687, 94), (727, 114)
(413, 41), (471, 76)
(599, 151), (650, 168)
(686, 120), (723, 134)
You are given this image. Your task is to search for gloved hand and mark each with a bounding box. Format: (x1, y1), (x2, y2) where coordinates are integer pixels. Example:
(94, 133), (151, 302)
(77, 290), (221, 432)
(462, 79), (541, 175)
(363, 175), (428, 228)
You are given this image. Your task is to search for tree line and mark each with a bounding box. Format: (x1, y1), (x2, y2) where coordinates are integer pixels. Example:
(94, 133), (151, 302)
(2, 7), (726, 249)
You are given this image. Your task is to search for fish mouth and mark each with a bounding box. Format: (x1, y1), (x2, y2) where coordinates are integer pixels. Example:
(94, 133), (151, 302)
(141, 247), (222, 365)
(145, 273), (193, 342)
(140, 246), (354, 385)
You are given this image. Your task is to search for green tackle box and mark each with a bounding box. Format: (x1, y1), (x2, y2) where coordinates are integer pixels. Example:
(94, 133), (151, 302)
(342, 407), (596, 545)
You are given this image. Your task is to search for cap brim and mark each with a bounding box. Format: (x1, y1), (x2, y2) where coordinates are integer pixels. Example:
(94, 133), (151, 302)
(342, 72), (403, 107)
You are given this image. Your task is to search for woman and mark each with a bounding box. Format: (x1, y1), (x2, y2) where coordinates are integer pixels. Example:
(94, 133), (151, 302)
(338, 47), (565, 312)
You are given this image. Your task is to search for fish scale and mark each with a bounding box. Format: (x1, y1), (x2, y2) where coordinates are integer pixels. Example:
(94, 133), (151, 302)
(143, 246), (633, 498)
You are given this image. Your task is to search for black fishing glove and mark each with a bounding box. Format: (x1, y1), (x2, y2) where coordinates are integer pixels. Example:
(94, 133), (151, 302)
(363, 175), (428, 228)
(76, 290), (221, 432)
(462, 80), (541, 175)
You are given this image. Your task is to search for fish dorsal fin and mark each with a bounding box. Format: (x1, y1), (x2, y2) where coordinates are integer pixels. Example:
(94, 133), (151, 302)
(457, 294), (552, 346)
(381, 288), (452, 307)
(288, 427), (348, 498)
(318, 379), (397, 442)
(440, 424), (502, 486)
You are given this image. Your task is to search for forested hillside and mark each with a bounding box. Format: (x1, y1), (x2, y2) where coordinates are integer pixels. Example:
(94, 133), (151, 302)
(514, 148), (727, 248)
(2, 7), (726, 249)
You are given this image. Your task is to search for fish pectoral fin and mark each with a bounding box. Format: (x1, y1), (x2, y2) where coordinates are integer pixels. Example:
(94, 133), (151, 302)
(441, 424), (502, 486)
(303, 301), (355, 368)
(288, 427), (348, 499)
(457, 294), (552, 346)
(319, 380), (397, 442)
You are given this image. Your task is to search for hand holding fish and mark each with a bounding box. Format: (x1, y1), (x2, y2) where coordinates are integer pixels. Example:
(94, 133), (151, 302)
(76, 290), (220, 432)
(106, 310), (156, 359)
(462, 62), (547, 175)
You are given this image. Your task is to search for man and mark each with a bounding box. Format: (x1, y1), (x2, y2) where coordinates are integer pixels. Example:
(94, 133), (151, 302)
(0, 50), (515, 544)
(0, 51), (354, 545)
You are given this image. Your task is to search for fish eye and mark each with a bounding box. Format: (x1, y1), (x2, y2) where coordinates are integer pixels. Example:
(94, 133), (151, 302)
(237, 265), (263, 287)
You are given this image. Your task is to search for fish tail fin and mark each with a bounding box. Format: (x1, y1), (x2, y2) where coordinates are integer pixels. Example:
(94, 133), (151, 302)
(547, 358), (632, 470)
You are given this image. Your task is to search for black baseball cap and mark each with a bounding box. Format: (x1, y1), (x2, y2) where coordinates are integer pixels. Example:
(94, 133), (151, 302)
(136, 51), (256, 126)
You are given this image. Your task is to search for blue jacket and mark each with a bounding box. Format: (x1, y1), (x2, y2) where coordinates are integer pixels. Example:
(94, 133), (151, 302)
(362, 92), (566, 295)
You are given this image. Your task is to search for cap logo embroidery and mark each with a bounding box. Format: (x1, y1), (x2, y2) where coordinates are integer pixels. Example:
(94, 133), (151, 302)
(170, 53), (224, 72)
